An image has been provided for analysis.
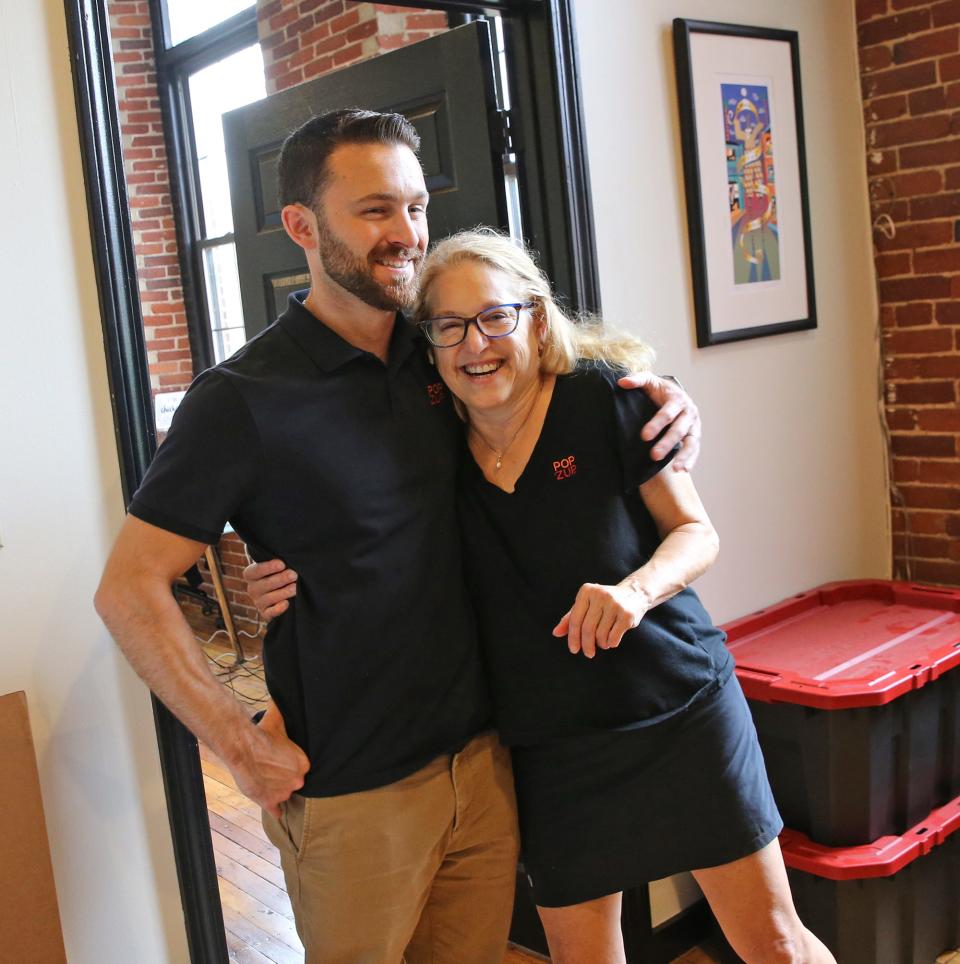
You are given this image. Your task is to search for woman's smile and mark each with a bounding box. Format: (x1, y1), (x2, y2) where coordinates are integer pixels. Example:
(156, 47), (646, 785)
(462, 359), (502, 374)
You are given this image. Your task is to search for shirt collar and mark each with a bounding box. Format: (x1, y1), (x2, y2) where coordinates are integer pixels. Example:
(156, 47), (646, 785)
(277, 291), (420, 373)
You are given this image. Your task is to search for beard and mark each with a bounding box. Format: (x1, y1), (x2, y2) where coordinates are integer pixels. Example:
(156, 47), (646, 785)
(315, 213), (423, 312)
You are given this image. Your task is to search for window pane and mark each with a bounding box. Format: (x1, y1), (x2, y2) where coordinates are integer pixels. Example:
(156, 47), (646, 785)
(202, 242), (247, 363)
(165, 0), (254, 47)
(189, 44), (266, 238)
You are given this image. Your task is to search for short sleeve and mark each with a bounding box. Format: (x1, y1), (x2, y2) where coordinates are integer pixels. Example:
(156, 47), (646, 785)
(128, 371), (261, 544)
(608, 374), (679, 491)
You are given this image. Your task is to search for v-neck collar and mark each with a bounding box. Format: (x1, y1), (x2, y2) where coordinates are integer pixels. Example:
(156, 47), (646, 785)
(467, 374), (563, 496)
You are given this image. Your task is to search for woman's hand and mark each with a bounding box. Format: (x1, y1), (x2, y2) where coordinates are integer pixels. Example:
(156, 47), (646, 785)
(242, 558), (298, 619)
(552, 581), (653, 658)
(552, 467), (718, 660)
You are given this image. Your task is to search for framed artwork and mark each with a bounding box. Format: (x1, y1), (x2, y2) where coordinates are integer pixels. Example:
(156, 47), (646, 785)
(673, 19), (817, 347)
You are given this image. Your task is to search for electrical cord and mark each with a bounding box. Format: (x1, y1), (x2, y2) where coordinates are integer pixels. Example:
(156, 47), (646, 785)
(201, 643), (268, 706)
(179, 541), (273, 706)
(871, 212), (911, 581)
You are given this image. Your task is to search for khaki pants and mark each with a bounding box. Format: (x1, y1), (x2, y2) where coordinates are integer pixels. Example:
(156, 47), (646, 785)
(262, 731), (520, 963)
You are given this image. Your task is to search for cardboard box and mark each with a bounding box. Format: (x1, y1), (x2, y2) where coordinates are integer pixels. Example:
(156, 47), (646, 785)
(0, 691), (67, 963)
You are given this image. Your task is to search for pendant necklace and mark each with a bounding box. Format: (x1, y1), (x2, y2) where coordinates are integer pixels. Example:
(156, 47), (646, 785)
(470, 381), (543, 472)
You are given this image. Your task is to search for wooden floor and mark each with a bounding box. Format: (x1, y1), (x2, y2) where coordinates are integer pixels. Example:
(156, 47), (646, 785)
(669, 953), (720, 964)
(202, 742), (303, 962)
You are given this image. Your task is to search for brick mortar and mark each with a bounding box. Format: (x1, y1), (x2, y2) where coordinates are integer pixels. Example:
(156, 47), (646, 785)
(256, 0), (448, 94)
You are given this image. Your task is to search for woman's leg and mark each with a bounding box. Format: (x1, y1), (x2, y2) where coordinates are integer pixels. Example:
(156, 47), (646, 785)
(692, 839), (835, 964)
(537, 892), (625, 964)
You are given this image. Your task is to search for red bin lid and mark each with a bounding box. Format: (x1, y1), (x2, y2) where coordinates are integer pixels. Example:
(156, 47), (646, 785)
(724, 580), (960, 708)
(780, 794), (960, 880)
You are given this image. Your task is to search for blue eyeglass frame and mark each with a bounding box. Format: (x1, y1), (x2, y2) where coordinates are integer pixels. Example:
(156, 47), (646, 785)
(419, 301), (537, 348)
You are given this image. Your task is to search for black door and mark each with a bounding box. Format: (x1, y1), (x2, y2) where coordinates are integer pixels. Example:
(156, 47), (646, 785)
(224, 20), (509, 338)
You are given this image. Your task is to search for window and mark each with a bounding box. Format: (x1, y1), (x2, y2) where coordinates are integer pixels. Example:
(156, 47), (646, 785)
(154, 3), (264, 366)
(187, 44), (266, 361)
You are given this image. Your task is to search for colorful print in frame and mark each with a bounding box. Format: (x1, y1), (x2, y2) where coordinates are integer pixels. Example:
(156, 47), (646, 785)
(722, 83), (780, 285)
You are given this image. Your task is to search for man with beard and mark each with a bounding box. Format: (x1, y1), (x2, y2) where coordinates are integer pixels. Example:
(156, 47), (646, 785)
(95, 110), (700, 962)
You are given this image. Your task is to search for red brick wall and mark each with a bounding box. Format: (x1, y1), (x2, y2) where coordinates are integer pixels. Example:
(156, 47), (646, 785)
(108, 1), (194, 396)
(257, 1), (448, 95)
(109, 1), (261, 638)
(857, 0), (960, 586)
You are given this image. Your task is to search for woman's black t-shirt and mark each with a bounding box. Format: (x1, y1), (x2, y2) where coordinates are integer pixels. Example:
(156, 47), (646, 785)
(457, 365), (734, 746)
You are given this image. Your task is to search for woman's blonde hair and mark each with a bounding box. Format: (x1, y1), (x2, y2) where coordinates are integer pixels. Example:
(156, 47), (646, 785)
(413, 227), (655, 375)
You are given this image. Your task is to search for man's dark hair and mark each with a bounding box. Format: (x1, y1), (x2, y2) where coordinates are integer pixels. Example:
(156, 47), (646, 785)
(277, 108), (421, 211)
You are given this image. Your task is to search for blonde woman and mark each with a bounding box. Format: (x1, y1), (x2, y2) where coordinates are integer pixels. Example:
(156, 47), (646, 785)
(247, 230), (833, 964)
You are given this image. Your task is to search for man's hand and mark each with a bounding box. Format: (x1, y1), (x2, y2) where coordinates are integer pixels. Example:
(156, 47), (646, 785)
(552, 581), (652, 659)
(243, 558), (298, 619)
(617, 372), (701, 471)
(232, 708), (310, 818)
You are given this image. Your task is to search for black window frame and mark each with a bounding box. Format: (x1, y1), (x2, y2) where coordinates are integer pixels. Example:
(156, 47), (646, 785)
(149, 3), (260, 374)
(64, 0), (604, 960)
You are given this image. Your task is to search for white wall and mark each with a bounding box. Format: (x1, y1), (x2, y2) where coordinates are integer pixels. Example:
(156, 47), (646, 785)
(573, 0), (890, 623)
(0, 0), (188, 959)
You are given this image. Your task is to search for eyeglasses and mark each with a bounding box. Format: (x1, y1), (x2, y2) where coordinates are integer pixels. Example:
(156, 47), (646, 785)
(419, 302), (535, 348)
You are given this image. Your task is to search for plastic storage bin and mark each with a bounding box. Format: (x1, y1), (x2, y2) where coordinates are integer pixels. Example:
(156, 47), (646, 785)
(780, 795), (960, 964)
(724, 580), (960, 846)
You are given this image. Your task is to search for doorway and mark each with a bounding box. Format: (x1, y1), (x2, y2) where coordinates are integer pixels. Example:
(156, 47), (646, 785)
(68, 0), (598, 959)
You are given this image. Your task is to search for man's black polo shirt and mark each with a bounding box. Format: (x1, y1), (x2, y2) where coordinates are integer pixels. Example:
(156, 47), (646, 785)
(129, 293), (490, 796)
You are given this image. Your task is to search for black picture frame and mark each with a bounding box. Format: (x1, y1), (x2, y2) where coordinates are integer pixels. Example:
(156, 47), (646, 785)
(673, 18), (817, 347)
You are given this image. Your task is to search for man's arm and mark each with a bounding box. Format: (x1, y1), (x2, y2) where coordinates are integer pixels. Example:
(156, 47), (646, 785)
(617, 373), (702, 470)
(94, 516), (309, 815)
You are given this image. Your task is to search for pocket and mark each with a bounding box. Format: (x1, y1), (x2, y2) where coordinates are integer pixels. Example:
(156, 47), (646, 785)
(262, 794), (307, 858)
(290, 794), (314, 865)
(261, 804), (288, 855)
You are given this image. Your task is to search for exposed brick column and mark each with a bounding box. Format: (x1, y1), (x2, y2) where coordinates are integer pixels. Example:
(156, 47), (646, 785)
(257, 0), (448, 95)
(108, 0), (194, 396)
(857, 0), (960, 586)
(109, 0), (263, 640)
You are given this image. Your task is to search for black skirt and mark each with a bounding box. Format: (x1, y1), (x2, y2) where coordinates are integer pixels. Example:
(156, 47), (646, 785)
(511, 674), (783, 907)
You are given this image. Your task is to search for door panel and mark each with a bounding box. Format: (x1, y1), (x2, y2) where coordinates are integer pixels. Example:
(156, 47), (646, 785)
(224, 20), (508, 337)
